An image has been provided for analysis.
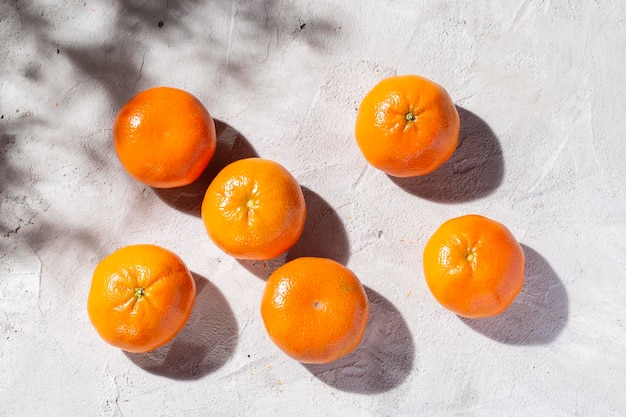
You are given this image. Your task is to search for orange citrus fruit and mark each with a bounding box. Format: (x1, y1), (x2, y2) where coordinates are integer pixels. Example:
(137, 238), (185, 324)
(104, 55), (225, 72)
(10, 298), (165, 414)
(87, 244), (196, 353)
(260, 257), (369, 364)
(201, 158), (306, 260)
(113, 86), (217, 188)
(423, 214), (525, 318)
(355, 75), (460, 177)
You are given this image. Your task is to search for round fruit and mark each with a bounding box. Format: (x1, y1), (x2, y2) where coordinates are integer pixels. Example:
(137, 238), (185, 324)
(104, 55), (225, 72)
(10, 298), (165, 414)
(201, 158), (306, 260)
(87, 244), (196, 353)
(355, 75), (460, 177)
(423, 214), (525, 318)
(113, 86), (217, 188)
(260, 257), (369, 364)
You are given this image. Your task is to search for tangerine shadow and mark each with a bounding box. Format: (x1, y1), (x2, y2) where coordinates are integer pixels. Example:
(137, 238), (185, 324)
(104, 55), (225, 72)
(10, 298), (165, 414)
(460, 244), (568, 344)
(286, 187), (350, 264)
(390, 106), (504, 203)
(238, 186), (350, 280)
(125, 272), (238, 379)
(152, 119), (259, 217)
(304, 286), (415, 394)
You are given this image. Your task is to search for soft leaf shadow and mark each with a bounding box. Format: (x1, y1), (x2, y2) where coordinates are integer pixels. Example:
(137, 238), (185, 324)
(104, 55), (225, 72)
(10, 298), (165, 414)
(460, 244), (568, 344)
(238, 187), (350, 280)
(304, 287), (414, 394)
(390, 106), (504, 203)
(152, 119), (258, 217)
(125, 273), (238, 379)
(64, 42), (149, 113)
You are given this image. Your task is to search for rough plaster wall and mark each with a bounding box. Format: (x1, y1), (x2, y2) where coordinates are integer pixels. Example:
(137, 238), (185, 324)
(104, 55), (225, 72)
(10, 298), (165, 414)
(1, 1), (625, 416)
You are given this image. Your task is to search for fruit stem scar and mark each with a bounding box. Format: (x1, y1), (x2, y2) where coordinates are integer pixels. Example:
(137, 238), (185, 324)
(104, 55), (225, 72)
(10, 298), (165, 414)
(405, 112), (416, 122)
(312, 300), (323, 310)
(135, 287), (145, 298)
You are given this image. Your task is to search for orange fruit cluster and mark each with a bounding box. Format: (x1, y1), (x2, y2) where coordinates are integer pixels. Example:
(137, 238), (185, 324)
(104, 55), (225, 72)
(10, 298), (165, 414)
(90, 86), (370, 363)
(89, 75), (525, 365)
(355, 76), (524, 318)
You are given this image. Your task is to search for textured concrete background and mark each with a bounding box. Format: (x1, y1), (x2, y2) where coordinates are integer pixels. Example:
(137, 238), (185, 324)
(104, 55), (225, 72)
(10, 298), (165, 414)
(1, 1), (625, 416)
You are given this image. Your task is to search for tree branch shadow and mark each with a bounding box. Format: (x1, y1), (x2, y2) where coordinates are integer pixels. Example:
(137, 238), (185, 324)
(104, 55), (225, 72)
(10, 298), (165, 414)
(460, 244), (568, 345)
(125, 272), (238, 379)
(304, 286), (414, 394)
(390, 106), (504, 203)
(116, 0), (204, 35)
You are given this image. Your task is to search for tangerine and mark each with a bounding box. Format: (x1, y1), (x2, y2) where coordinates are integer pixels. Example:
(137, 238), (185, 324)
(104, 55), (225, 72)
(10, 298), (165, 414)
(355, 75), (460, 177)
(260, 257), (369, 364)
(87, 244), (196, 353)
(113, 86), (217, 188)
(423, 214), (525, 318)
(201, 158), (306, 260)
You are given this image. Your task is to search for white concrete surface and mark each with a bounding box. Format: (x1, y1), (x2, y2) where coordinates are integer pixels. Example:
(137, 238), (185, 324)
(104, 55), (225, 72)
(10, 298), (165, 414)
(1, 1), (625, 416)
